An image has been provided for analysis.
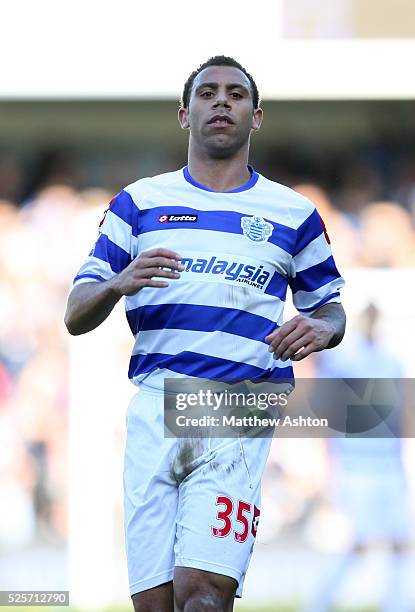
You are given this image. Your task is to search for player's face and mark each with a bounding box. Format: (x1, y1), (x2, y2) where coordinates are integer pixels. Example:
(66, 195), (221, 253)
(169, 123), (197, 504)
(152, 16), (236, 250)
(179, 66), (263, 159)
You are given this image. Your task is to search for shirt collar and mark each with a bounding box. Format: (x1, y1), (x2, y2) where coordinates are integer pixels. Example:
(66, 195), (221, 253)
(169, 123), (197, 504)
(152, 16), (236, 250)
(183, 165), (259, 193)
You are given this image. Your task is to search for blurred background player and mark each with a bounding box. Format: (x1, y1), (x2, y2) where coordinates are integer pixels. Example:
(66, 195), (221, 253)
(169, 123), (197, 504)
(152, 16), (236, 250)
(305, 303), (412, 612)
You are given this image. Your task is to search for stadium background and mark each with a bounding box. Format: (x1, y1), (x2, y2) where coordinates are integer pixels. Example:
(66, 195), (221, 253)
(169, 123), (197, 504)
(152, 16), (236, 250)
(1, 1), (415, 610)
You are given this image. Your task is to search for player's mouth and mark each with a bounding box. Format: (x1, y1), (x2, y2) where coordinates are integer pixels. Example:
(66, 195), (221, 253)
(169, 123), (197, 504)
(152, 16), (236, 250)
(207, 114), (234, 128)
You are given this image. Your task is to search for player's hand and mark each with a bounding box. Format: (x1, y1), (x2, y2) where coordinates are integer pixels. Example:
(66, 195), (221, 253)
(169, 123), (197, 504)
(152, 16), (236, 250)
(111, 248), (184, 296)
(265, 315), (336, 362)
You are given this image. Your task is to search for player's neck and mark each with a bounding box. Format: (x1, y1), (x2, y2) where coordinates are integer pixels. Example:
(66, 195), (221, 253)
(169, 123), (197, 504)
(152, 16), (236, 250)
(187, 150), (251, 193)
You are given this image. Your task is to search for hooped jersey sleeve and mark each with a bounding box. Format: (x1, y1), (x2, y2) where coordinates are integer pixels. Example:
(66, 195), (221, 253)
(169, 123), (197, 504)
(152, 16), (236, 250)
(73, 190), (139, 286)
(289, 208), (345, 315)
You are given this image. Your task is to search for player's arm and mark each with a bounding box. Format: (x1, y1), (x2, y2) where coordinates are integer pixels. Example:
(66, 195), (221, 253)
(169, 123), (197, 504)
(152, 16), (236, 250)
(64, 248), (183, 335)
(265, 302), (346, 362)
(266, 203), (346, 361)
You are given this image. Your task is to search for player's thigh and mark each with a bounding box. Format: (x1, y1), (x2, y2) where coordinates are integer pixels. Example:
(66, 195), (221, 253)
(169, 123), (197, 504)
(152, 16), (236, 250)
(124, 390), (178, 597)
(131, 581), (173, 612)
(175, 436), (272, 597)
(174, 567), (236, 612)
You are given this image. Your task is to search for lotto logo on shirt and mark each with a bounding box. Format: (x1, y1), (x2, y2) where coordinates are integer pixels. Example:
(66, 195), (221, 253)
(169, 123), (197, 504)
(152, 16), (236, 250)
(158, 214), (198, 223)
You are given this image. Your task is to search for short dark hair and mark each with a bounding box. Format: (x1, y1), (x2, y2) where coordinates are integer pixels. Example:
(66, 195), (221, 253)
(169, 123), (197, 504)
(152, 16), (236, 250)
(181, 55), (260, 110)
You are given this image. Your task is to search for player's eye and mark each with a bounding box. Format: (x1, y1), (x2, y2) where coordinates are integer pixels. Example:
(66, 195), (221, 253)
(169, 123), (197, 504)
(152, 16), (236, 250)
(201, 91), (214, 97)
(230, 92), (243, 99)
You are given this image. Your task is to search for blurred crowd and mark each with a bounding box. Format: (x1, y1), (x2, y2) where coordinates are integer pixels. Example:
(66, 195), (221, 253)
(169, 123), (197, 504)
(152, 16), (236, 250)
(0, 183), (114, 552)
(1, 147), (415, 607)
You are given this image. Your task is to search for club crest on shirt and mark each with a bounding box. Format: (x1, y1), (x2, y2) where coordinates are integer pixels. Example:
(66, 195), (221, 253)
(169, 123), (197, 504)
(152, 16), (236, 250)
(241, 215), (273, 243)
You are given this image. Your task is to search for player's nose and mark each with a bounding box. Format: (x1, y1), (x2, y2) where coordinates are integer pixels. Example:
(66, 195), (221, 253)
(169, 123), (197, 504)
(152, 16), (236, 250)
(213, 93), (231, 108)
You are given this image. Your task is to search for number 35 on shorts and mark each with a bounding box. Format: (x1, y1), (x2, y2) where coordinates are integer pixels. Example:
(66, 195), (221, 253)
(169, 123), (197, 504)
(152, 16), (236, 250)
(211, 495), (260, 543)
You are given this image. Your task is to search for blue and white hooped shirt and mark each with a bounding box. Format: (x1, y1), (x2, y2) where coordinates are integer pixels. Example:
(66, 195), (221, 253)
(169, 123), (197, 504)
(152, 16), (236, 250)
(73, 166), (345, 388)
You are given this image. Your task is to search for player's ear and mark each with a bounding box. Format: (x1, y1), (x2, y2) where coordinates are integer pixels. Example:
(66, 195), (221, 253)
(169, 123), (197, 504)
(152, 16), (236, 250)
(251, 107), (263, 132)
(178, 107), (190, 130)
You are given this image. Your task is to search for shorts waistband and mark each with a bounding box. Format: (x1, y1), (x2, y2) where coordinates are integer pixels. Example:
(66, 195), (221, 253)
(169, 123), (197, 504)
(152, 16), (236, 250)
(138, 382), (165, 396)
(138, 382), (184, 397)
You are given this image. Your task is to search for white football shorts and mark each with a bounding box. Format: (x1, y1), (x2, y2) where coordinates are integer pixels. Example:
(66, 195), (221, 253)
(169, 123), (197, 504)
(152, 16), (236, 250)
(123, 384), (273, 598)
